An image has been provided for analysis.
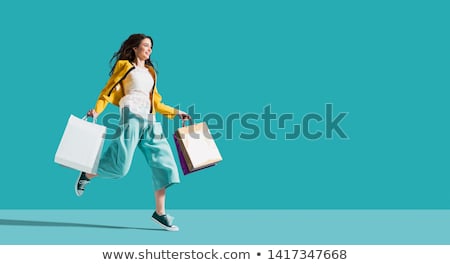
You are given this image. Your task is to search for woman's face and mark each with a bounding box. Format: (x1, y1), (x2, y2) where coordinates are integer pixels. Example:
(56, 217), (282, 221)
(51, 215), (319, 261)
(134, 38), (152, 61)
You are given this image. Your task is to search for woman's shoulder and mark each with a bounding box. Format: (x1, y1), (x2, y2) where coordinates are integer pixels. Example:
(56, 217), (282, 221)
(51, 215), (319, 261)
(111, 60), (133, 75)
(116, 60), (133, 68)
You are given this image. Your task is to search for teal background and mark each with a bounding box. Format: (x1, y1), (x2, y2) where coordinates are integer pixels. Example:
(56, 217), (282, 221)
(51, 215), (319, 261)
(0, 0), (448, 209)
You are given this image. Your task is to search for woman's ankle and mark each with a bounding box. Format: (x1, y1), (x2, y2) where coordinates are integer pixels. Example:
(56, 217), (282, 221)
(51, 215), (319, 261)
(85, 173), (96, 179)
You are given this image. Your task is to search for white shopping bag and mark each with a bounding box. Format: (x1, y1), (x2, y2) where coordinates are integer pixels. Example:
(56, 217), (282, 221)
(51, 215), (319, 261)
(54, 115), (106, 174)
(175, 121), (223, 172)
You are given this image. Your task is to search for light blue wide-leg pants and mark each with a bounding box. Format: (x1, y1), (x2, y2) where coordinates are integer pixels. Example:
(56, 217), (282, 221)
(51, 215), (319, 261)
(97, 109), (180, 191)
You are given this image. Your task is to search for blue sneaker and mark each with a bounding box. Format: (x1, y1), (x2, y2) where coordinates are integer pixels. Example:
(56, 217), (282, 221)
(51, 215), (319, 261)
(152, 211), (179, 231)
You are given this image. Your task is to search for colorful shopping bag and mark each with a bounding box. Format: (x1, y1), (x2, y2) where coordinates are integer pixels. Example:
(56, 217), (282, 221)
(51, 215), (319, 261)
(54, 115), (106, 174)
(174, 134), (194, 175)
(173, 134), (215, 175)
(174, 121), (222, 175)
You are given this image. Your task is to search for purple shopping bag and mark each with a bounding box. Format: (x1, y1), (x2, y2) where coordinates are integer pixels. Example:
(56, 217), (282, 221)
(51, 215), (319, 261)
(173, 134), (190, 175)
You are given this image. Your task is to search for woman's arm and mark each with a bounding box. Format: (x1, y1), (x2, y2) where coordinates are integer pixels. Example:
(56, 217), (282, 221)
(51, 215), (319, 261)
(90, 61), (127, 116)
(153, 86), (190, 119)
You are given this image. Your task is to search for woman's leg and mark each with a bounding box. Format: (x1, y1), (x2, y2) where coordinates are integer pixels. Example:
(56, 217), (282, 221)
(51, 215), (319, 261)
(138, 122), (180, 191)
(85, 173), (96, 179)
(139, 122), (180, 231)
(75, 110), (143, 196)
(154, 188), (166, 215)
(152, 187), (178, 231)
(96, 117), (142, 179)
(138, 122), (180, 195)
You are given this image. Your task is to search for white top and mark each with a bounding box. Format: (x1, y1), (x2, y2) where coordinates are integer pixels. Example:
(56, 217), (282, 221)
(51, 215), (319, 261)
(119, 65), (154, 117)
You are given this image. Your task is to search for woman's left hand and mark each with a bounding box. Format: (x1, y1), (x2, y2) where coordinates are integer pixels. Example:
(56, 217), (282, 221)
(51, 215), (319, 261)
(178, 110), (191, 120)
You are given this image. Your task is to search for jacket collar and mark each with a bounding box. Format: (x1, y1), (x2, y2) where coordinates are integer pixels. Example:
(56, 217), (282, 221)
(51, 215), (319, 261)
(117, 60), (156, 80)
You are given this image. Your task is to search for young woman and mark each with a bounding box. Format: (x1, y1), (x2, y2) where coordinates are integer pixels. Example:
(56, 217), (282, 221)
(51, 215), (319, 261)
(76, 33), (190, 232)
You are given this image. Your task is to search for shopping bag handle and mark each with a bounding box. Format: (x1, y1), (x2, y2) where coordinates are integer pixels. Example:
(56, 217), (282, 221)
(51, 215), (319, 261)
(82, 115), (98, 124)
(181, 118), (193, 127)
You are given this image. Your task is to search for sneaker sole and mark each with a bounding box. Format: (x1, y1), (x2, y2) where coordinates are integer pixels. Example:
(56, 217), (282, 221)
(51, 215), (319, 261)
(74, 180), (82, 197)
(152, 217), (179, 232)
(75, 173), (84, 197)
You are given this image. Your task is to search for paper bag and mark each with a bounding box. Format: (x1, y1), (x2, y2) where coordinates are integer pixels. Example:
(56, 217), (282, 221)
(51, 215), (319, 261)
(54, 115), (106, 174)
(174, 121), (222, 174)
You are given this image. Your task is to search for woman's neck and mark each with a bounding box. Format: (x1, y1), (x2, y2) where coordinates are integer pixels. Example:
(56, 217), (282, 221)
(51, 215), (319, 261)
(133, 58), (146, 68)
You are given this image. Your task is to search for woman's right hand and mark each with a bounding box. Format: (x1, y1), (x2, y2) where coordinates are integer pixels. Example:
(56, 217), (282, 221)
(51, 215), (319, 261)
(87, 109), (98, 118)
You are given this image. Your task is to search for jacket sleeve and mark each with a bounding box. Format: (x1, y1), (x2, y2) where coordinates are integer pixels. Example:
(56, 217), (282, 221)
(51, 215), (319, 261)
(153, 86), (178, 119)
(94, 62), (125, 115)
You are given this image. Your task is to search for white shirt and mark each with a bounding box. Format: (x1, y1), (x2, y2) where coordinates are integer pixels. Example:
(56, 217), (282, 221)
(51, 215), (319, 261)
(119, 65), (154, 117)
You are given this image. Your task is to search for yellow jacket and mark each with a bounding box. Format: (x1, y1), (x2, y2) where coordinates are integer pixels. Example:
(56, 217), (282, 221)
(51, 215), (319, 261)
(94, 60), (178, 119)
